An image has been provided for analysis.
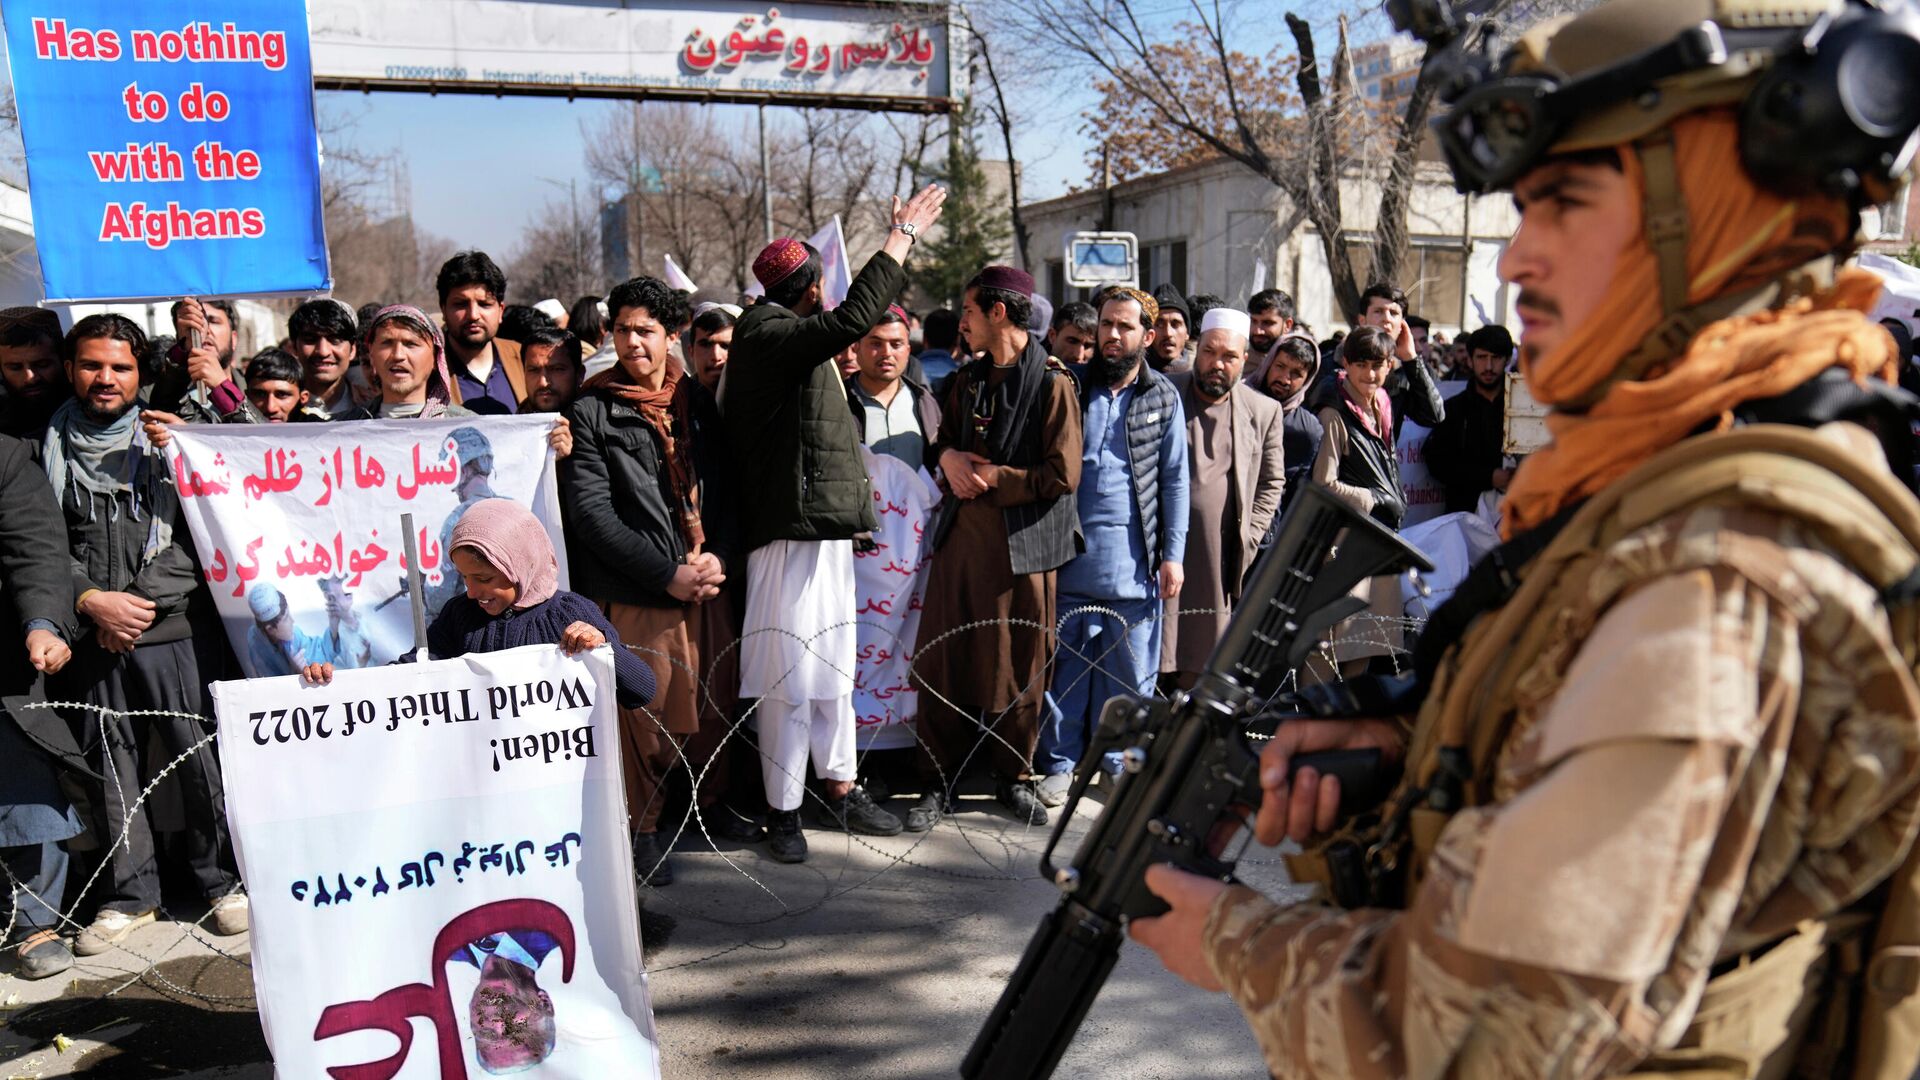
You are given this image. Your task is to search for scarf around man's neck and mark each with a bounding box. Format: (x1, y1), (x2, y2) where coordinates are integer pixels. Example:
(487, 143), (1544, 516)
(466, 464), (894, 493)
(41, 397), (175, 566)
(1503, 111), (1889, 538)
(584, 355), (706, 550)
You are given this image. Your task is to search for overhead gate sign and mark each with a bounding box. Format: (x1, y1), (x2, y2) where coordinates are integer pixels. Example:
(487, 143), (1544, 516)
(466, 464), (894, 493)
(310, 0), (959, 112)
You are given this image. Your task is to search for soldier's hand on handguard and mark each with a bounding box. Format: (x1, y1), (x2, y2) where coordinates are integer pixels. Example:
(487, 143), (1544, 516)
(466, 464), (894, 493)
(1129, 865), (1230, 992)
(1255, 718), (1406, 845)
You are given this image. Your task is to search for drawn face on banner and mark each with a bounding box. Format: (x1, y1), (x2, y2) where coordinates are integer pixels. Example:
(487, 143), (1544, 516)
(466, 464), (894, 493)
(368, 323), (434, 404)
(68, 336), (140, 422)
(470, 951), (558, 1073)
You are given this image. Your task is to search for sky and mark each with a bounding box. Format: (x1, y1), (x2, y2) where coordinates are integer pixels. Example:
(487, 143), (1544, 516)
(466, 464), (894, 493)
(0, 0), (1352, 269)
(320, 78), (1095, 258)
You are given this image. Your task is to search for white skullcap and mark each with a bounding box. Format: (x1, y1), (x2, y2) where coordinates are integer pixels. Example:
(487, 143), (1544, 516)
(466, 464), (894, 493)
(533, 298), (567, 322)
(246, 583), (285, 621)
(1200, 307), (1251, 340)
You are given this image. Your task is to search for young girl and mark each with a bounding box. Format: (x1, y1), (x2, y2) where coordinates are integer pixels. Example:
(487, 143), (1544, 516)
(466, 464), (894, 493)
(302, 498), (655, 709)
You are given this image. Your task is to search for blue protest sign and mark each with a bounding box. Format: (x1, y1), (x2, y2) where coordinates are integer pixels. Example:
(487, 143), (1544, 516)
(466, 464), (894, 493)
(2, 2), (328, 302)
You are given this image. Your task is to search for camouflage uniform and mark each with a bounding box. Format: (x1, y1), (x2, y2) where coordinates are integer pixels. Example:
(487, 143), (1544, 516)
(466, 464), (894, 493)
(1203, 421), (1920, 1077)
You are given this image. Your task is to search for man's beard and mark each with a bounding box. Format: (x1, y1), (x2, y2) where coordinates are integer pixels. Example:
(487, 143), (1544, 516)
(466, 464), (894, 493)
(1249, 334), (1275, 356)
(1197, 370), (1234, 400)
(1090, 347), (1144, 387)
(80, 395), (134, 424)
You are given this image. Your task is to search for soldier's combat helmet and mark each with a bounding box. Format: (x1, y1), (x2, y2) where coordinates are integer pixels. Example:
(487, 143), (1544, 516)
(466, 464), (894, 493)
(1397, 0), (1920, 204)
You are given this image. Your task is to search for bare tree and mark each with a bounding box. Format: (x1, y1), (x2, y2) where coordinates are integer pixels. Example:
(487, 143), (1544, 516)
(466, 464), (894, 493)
(583, 102), (740, 285)
(959, 8), (1033, 269)
(578, 103), (918, 296)
(775, 110), (885, 247)
(1020, 0), (1511, 320)
(507, 193), (601, 304)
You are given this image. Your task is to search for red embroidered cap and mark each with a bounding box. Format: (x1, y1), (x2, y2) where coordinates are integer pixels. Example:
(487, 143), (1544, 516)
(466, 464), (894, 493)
(753, 238), (810, 289)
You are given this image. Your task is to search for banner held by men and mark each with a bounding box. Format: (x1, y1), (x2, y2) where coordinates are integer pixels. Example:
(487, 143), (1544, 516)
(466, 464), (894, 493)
(163, 415), (567, 678)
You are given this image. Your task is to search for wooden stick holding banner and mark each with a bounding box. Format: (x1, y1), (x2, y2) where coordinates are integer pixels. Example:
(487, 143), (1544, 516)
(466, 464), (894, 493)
(401, 512), (428, 662)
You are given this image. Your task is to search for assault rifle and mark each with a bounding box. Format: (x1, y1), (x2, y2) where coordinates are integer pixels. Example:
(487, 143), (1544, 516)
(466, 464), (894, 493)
(962, 483), (1433, 1080)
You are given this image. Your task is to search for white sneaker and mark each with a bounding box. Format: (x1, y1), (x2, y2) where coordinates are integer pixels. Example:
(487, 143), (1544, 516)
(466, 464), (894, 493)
(1036, 771), (1073, 808)
(73, 908), (156, 956)
(209, 892), (250, 936)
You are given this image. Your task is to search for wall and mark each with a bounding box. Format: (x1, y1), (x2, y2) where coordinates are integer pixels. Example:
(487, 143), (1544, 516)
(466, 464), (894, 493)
(1021, 157), (1520, 336)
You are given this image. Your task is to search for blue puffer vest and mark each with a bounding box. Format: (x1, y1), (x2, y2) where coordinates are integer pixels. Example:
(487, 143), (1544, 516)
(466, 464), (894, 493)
(1081, 363), (1181, 567)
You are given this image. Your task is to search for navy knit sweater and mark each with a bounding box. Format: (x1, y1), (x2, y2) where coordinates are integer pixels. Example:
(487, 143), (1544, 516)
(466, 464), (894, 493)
(426, 589), (656, 708)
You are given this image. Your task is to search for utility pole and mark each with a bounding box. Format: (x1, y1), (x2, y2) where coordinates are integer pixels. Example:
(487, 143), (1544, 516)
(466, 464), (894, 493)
(1099, 138), (1115, 232)
(758, 103), (774, 244)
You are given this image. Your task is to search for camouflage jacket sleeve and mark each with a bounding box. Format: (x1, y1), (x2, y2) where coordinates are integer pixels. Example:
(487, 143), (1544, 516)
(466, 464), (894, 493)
(1202, 526), (1920, 1079)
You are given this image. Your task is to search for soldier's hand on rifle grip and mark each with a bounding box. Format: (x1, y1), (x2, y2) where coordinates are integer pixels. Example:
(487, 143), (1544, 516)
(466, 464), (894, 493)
(1255, 718), (1406, 845)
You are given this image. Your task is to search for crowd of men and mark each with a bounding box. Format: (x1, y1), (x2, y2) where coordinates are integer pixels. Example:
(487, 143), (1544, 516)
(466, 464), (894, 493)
(0, 182), (1529, 979)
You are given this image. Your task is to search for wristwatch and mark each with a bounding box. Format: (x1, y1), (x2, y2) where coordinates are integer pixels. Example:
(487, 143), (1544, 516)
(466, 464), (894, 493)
(891, 222), (918, 240)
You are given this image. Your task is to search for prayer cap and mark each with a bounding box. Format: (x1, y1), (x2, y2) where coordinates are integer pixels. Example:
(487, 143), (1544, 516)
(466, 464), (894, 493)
(1200, 308), (1252, 340)
(246, 583), (285, 621)
(973, 265), (1035, 296)
(753, 238), (810, 289)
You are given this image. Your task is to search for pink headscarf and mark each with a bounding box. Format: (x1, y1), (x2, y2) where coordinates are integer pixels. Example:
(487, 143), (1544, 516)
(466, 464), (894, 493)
(449, 499), (559, 610)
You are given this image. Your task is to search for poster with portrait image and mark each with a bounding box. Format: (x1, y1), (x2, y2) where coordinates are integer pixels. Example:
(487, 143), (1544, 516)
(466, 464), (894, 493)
(162, 415), (566, 678)
(211, 644), (660, 1078)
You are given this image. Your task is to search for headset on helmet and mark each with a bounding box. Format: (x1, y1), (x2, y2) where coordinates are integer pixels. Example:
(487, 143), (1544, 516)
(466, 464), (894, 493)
(1393, 0), (1920, 204)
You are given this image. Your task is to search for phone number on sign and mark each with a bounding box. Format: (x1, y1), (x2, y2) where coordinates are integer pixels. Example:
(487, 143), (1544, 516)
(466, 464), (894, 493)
(384, 65), (469, 80)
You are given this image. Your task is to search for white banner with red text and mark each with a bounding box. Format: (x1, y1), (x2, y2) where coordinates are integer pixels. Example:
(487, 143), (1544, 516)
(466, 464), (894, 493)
(211, 644), (659, 1078)
(163, 415), (567, 678)
(853, 450), (936, 750)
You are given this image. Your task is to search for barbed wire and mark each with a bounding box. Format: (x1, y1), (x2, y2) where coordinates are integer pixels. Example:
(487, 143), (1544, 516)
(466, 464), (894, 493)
(1, 605), (1423, 1049)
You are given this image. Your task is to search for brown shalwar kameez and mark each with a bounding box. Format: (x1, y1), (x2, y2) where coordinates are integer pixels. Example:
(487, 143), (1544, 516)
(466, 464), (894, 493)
(600, 601), (701, 834)
(1162, 389), (1237, 679)
(914, 365), (1082, 782)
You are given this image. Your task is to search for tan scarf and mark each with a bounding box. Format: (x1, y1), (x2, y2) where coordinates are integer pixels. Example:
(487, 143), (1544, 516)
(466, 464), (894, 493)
(1503, 111), (1895, 538)
(584, 355), (706, 550)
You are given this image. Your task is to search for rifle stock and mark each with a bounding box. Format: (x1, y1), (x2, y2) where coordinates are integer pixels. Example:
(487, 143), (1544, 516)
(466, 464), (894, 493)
(962, 485), (1432, 1080)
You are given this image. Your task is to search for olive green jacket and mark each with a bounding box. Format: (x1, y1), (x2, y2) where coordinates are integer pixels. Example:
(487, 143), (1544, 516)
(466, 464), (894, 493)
(724, 251), (903, 551)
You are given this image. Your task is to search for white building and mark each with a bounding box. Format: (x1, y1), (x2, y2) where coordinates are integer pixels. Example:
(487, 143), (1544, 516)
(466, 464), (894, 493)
(1021, 156), (1520, 337)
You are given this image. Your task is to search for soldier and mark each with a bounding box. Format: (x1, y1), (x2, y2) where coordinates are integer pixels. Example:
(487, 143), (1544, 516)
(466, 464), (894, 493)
(1128, 0), (1920, 1075)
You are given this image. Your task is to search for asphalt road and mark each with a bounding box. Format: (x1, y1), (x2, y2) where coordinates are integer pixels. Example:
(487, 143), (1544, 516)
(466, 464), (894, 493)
(1, 775), (1301, 1079)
